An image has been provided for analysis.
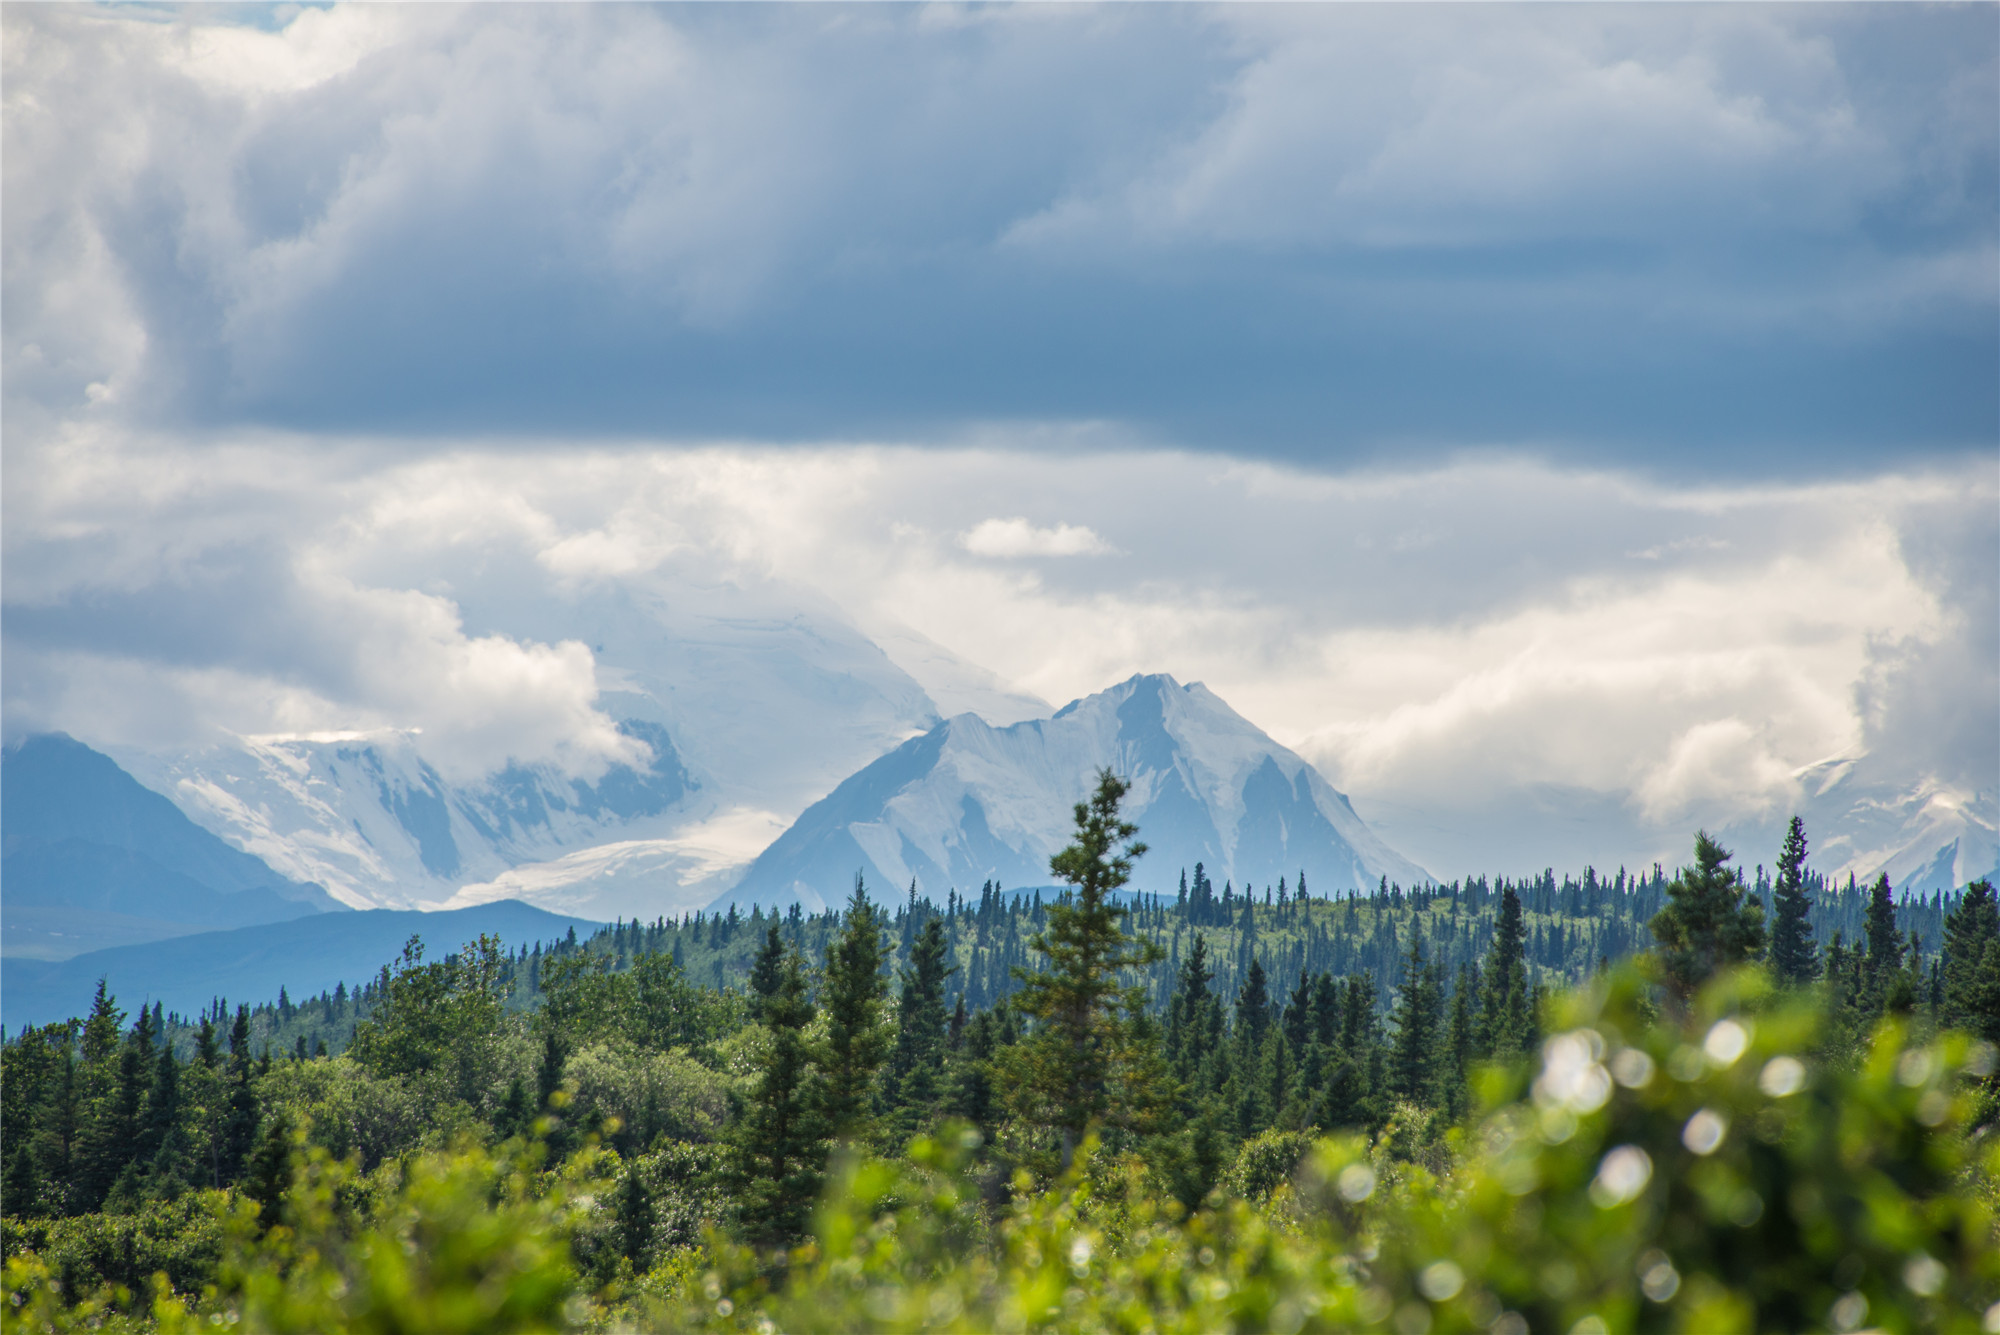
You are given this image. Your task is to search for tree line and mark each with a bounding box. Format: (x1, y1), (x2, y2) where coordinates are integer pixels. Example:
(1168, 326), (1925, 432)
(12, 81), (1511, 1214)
(3, 781), (1996, 1307)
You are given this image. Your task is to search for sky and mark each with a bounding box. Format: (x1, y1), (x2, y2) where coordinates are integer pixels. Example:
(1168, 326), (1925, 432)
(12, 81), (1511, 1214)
(4, 2), (1996, 880)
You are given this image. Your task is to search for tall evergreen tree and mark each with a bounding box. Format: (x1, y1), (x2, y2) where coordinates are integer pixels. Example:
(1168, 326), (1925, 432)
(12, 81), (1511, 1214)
(1165, 933), (1217, 1080)
(1441, 961), (1475, 1119)
(243, 1111), (294, 1233)
(748, 924), (786, 1016)
(221, 1005), (260, 1185)
(1650, 832), (1766, 1001)
(134, 1039), (180, 1172)
(616, 1164), (654, 1268)
(1861, 873), (1904, 996)
(887, 916), (954, 1129)
(3, 1144), (39, 1219)
(819, 877), (892, 1142)
(940, 1008), (1006, 1140)
(1767, 816), (1819, 984)
(1477, 885), (1534, 1059)
(1234, 958), (1272, 1057)
(726, 944), (826, 1248)
(1941, 879), (1999, 1043)
(144, 1041), (191, 1199)
(999, 770), (1169, 1168)
(34, 1051), (81, 1215)
(1318, 974), (1381, 1130)
(194, 1018), (221, 1070)
(1388, 937), (1440, 1106)
(79, 981), (123, 1068)
(78, 1023), (148, 1210)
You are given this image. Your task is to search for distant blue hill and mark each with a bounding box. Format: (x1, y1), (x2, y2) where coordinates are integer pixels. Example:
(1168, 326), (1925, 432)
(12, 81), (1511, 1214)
(2, 900), (600, 1030)
(2, 733), (346, 960)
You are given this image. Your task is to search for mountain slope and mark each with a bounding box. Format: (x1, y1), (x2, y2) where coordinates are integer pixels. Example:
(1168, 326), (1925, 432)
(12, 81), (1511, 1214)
(105, 582), (968, 918)
(1, 901), (599, 1030)
(716, 674), (1430, 911)
(114, 719), (694, 913)
(1, 734), (344, 959)
(1792, 755), (1997, 894)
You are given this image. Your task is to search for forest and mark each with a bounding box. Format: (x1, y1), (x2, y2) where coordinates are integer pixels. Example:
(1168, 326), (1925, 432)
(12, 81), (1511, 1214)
(3, 775), (1997, 1333)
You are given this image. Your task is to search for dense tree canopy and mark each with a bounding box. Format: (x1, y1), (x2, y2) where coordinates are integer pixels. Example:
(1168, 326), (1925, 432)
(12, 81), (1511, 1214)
(4, 799), (1996, 1331)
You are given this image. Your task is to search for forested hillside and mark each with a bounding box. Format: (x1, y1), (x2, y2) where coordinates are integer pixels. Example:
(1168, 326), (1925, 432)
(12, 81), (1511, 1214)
(4, 789), (1997, 1333)
(40, 843), (1965, 1076)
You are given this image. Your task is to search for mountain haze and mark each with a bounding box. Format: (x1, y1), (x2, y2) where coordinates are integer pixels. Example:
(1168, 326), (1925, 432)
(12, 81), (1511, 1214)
(0, 901), (598, 1031)
(1, 734), (345, 960)
(716, 674), (1429, 912)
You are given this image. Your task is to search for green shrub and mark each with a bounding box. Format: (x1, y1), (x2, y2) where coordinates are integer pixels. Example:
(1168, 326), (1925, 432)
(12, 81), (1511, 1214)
(1225, 1128), (1317, 1202)
(1, 1190), (225, 1308)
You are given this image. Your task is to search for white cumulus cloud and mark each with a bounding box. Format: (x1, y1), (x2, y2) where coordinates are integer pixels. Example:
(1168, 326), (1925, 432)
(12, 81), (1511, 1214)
(960, 518), (1116, 559)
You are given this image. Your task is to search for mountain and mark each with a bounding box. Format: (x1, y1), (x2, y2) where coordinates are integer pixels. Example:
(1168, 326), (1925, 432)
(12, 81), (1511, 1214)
(1, 734), (345, 960)
(113, 719), (694, 913)
(0, 900), (599, 1030)
(715, 673), (1430, 912)
(104, 583), (1037, 919)
(1792, 755), (1997, 895)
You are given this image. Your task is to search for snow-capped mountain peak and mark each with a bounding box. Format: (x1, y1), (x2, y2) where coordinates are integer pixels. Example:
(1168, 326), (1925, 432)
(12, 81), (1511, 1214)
(715, 672), (1430, 911)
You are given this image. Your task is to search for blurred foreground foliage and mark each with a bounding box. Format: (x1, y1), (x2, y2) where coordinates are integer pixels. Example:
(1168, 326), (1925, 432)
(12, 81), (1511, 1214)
(7, 965), (1997, 1335)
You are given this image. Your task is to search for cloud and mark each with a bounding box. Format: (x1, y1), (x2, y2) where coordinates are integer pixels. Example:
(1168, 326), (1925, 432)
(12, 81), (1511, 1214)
(960, 518), (1116, 559)
(2, 5), (1991, 875)
(3, 4), (1991, 469)
(0, 429), (642, 783)
(5, 424), (1989, 877)
(1634, 719), (1799, 825)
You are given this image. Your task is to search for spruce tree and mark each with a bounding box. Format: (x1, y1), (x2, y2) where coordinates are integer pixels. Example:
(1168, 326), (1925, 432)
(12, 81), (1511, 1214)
(887, 916), (954, 1131)
(748, 925), (785, 1016)
(195, 1018), (221, 1070)
(1234, 957), (1272, 1057)
(726, 944), (825, 1248)
(35, 1052), (80, 1215)
(1650, 832), (1766, 1001)
(1942, 879), (2000, 1042)
(1477, 885), (1534, 1058)
(1441, 961), (1475, 1118)
(244, 1111), (294, 1233)
(80, 980), (124, 1067)
(534, 1028), (570, 1149)
(616, 1164), (654, 1267)
(999, 769), (1168, 1168)
(221, 1005), (259, 1184)
(1388, 937), (1440, 1107)
(940, 1009), (1003, 1139)
(135, 1039), (182, 1181)
(4, 1144), (40, 1219)
(79, 1025), (148, 1210)
(1767, 816), (1819, 984)
(1319, 974), (1381, 1130)
(1862, 872), (1904, 998)
(819, 877), (892, 1142)
(1165, 933), (1217, 1081)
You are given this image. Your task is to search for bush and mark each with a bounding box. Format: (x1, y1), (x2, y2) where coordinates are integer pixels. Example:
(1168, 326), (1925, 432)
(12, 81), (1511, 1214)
(1, 1191), (225, 1307)
(1225, 1128), (1317, 1202)
(256, 1055), (462, 1171)
(563, 1043), (732, 1154)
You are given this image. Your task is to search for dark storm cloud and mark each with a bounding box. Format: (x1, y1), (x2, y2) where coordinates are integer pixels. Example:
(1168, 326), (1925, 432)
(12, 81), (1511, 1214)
(6, 3), (1995, 476)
